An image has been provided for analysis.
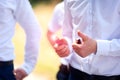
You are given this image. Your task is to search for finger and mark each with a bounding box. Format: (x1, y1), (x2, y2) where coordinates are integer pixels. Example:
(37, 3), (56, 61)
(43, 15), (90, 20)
(77, 30), (88, 41)
(14, 68), (27, 80)
(54, 44), (65, 51)
(57, 46), (69, 57)
(55, 45), (67, 54)
(14, 71), (21, 80)
(72, 44), (78, 50)
(63, 48), (70, 56)
(72, 43), (81, 49)
(56, 38), (67, 45)
(15, 74), (21, 80)
(60, 38), (67, 44)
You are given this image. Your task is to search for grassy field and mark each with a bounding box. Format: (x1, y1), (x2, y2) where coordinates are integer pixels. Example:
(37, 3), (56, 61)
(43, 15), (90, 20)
(13, 3), (61, 80)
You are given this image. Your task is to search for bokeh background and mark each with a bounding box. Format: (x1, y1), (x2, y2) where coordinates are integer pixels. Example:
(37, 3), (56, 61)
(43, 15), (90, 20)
(13, 0), (63, 80)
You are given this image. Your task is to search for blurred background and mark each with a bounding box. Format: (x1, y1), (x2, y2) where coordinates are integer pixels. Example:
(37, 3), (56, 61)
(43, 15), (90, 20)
(13, 0), (63, 80)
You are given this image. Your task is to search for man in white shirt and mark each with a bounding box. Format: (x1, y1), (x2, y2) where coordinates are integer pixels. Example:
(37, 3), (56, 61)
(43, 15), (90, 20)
(54, 0), (120, 80)
(0, 0), (41, 80)
(47, 2), (70, 80)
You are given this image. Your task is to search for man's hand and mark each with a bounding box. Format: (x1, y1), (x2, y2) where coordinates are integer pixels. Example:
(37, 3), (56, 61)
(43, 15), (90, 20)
(72, 31), (97, 58)
(54, 38), (70, 57)
(14, 68), (28, 80)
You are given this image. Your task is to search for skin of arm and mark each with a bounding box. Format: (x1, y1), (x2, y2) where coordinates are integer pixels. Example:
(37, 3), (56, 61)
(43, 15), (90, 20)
(47, 29), (70, 57)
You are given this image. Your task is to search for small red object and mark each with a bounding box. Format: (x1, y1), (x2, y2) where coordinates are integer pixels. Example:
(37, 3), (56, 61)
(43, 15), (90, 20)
(76, 38), (81, 44)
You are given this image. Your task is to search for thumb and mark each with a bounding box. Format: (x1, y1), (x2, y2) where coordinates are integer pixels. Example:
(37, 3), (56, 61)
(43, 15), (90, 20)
(77, 31), (88, 41)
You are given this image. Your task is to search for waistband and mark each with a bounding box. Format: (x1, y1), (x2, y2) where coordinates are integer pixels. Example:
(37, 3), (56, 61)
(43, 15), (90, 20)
(59, 64), (70, 74)
(69, 65), (120, 80)
(0, 60), (13, 66)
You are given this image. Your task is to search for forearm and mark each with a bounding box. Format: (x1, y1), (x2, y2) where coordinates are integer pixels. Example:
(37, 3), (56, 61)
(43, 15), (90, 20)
(96, 39), (120, 57)
(24, 25), (41, 74)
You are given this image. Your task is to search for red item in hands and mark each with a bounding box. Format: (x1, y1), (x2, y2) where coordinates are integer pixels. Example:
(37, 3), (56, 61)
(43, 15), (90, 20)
(76, 38), (81, 44)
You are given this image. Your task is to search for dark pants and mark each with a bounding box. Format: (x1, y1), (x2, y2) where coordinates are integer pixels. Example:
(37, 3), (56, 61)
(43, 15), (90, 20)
(0, 61), (16, 80)
(69, 65), (120, 80)
(56, 64), (69, 80)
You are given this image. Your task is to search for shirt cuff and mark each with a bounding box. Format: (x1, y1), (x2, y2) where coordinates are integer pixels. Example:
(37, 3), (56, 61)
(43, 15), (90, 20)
(96, 40), (110, 56)
(20, 63), (35, 75)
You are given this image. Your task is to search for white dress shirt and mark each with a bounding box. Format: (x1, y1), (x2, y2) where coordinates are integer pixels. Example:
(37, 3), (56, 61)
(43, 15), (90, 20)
(0, 0), (41, 74)
(63, 0), (120, 76)
(48, 2), (71, 66)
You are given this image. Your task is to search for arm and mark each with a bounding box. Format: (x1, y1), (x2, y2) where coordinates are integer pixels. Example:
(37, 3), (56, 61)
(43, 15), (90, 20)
(14, 0), (41, 79)
(54, 1), (73, 57)
(62, 1), (73, 54)
(47, 3), (63, 47)
(96, 39), (120, 57)
(47, 30), (59, 47)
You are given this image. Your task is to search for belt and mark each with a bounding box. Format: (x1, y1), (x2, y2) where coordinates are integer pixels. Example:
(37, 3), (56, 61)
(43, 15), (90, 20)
(69, 65), (120, 80)
(59, 64), (69, 74)
(0, 60), (13, 66)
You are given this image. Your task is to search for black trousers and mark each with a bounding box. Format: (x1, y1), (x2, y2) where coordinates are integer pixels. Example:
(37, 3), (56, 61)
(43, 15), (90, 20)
(56, 64), (70, 80)
(69, 65), (120, 80)
(0, 61), (16, 80)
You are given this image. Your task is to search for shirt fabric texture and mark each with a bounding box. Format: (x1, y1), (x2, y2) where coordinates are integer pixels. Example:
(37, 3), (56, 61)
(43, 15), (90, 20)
(0, 0), (41, 74)
(63, 0), (120, 76)
(48, 2), (71, 66)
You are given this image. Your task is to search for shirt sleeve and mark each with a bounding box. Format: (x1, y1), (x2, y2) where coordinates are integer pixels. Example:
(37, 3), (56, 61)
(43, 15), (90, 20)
(96, 39), (120, 57)
(14, 0), (41, 74)
(62, 1), (73, 53)
(48, 3), (64, 32)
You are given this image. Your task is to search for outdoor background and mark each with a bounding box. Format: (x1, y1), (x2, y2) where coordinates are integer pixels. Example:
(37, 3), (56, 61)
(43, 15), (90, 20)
(13, 0), (63, 80)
